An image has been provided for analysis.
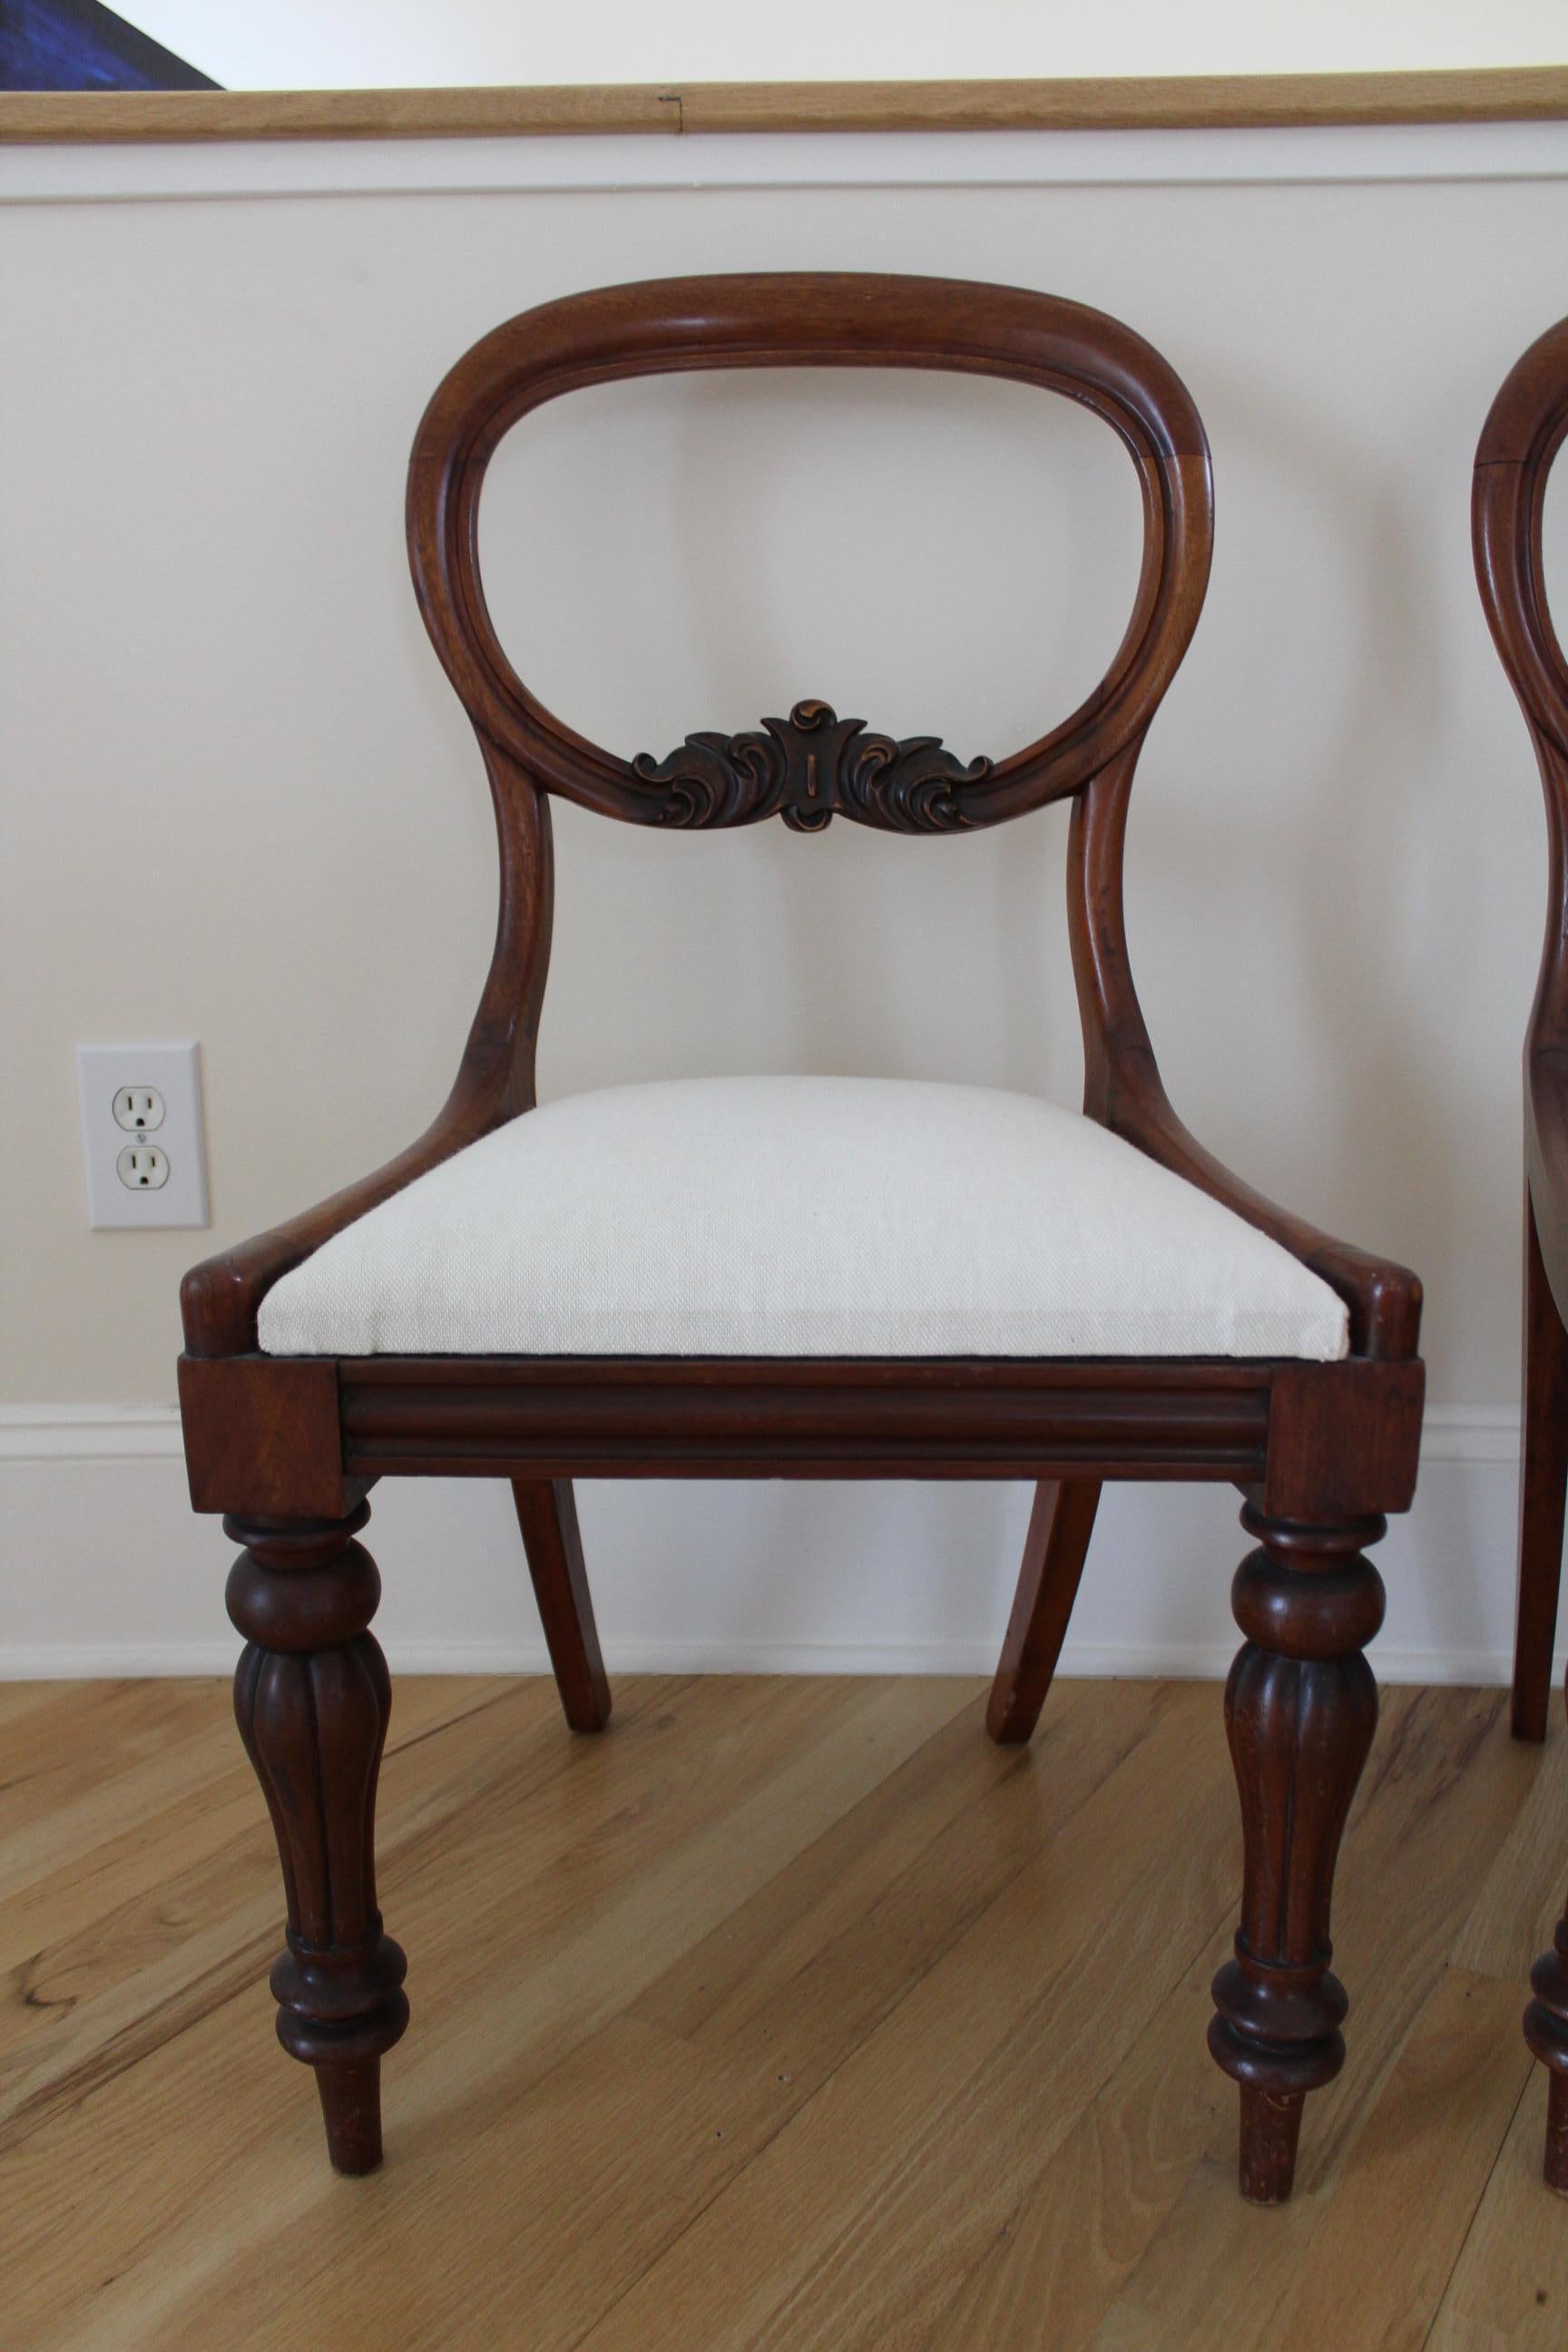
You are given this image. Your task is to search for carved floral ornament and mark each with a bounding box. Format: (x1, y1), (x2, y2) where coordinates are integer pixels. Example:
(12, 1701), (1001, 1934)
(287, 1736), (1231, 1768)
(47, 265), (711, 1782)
(632, 699), (993, 832)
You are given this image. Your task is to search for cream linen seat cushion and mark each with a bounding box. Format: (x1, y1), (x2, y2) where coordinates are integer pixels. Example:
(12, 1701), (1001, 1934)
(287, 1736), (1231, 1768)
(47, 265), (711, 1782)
(257, 1077), (1348, 1361)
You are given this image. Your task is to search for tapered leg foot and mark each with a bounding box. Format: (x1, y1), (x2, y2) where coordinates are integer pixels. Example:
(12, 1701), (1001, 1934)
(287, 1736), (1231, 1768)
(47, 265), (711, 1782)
(1546, 2070), (1568, 2196)
(1526, 1930), (1568, 2195)
(1525, 1701), (1568, 2199)
(316, 2057), (387, 2177)
(1210, 1506), (1386, 2204)
(1515, 1185), (1568, 1743)
(513, 1477), (611, 1734)
(226, 1504), (409, 2174)
(986, 1480), (1101, 1744)
(1237, 2084), (1305, 2208)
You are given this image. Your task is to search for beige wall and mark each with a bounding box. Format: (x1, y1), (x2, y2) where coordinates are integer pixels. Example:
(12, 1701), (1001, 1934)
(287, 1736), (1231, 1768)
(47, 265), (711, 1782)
(5, 143), (1563, 1410)
(4, 128), (1567, 1681)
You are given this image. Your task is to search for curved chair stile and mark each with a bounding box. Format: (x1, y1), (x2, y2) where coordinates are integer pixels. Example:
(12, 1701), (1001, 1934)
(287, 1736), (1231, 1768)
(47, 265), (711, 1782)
(1475, 312), (1568, 2193)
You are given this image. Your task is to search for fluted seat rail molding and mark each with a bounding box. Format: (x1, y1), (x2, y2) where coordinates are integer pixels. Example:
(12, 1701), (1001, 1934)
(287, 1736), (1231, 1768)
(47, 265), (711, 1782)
(179, 272), (1425, 2207)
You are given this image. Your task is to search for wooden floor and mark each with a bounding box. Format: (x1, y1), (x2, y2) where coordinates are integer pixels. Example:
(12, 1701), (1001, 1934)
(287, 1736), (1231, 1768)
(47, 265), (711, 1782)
(3, 1673), (1565, 2349)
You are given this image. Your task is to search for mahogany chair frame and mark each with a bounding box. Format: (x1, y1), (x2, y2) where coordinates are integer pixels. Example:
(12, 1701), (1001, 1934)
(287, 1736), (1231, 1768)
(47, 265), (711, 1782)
(1475, 312), (1568, 2192)
(179, 273), (1424, 2203)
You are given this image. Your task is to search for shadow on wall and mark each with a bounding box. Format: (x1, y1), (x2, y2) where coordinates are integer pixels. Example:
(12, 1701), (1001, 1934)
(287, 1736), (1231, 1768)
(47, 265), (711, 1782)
(1126, 352), (1526, 1410)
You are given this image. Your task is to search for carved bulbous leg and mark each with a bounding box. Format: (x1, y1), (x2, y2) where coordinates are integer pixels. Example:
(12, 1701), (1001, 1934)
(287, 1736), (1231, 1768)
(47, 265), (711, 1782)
(225, 1503), (409, 2174)
(1209, 1506), (1386, 2205)
(1528, 1913), (1568, 2195)
(1526, 1657), (1568, 2194)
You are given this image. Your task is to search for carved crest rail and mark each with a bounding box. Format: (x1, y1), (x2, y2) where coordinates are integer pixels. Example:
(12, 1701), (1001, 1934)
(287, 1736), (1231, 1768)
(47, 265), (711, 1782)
(632, 699), (992, 830)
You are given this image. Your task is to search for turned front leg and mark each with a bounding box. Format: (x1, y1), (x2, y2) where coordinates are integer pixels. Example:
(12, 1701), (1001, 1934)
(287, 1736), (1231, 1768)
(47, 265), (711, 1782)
(1209, 1507), (1386, 2205)
(1526, 1656), (1568, 2193)
(225, 1503), (409, 2173)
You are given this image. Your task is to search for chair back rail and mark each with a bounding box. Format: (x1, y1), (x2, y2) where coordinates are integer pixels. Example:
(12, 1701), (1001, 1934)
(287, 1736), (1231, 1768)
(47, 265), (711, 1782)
(406, 271), (1213, 828)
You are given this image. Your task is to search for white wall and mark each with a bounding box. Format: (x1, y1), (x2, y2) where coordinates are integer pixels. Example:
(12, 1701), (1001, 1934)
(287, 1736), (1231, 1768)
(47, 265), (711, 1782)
(2, 125), (1565, 1677)
(121, 3), (1568, 89)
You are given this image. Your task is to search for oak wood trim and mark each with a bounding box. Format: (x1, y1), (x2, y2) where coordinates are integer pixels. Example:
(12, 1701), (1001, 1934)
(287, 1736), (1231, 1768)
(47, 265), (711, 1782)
(1, 68), (1563, 147)
(675, 68), (1568, 135)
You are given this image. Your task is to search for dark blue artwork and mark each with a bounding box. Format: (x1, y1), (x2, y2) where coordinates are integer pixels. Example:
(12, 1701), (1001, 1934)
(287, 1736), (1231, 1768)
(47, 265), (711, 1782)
(1, 0), (220, 90)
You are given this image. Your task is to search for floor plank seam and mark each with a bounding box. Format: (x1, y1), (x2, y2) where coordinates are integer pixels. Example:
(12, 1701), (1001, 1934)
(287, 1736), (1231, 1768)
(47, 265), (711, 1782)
(561, 1707), (1061, 2347)
(12, 1681), (1551, 2352)
(383, 1681), (521, 1758)
(921, 1890), (1240, 2348)
(1420, 2061), (1537, 2350)
(573, 1700), (1223, 2350)
(0, 1929), (278, 2155)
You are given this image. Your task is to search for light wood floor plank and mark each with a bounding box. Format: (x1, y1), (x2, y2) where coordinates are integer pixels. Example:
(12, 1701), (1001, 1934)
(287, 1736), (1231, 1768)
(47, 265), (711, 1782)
(577, 1685), (1237, 2350)
(1077, 1690), (1521, 2352)
(0, 1681), (240, 1905)
(239, 1682), (1166, 2352)
(4, 1675), (1563, 2352)
(932, 1922), (1233, 2351)
(0, 1675), (563, 2142)
(1449, 1717), (1568, 1983)
(7, 1675), (967, 2348)
(928, 1690), (1524, 2352)
(0, 1681), (93, 1734)
(1264, 1967), (1534, 2352)
(1426, 2052), (1568, 2350)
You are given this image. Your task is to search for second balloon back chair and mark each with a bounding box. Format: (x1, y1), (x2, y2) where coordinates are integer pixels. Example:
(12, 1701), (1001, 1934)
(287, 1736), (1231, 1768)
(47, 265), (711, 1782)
(178, 273), (1426, 2205)
(1475, 312), (1568, 2192)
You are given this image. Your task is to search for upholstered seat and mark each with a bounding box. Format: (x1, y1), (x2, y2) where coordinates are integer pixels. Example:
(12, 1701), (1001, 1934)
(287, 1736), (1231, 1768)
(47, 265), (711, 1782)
(258, 1076), (1349, 1360)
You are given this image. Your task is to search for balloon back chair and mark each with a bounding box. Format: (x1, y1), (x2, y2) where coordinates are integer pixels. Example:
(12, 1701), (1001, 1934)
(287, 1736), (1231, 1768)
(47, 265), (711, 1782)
(1475, 311), (1568, 2191)
(179, 273), (1424, 2205)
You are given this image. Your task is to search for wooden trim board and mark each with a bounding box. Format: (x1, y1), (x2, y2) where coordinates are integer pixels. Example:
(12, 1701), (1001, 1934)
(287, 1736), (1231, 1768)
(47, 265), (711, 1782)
(1, 67), (1564, 145)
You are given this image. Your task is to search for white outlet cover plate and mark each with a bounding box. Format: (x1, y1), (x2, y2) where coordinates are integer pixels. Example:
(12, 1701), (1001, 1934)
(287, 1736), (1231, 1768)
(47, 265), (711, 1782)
(77, 1041), (210, 1230)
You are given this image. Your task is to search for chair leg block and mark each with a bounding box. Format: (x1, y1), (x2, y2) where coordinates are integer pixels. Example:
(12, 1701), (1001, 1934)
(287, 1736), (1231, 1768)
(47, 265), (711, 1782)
(1525, 1669), (1568, 2200)
(226, 1503), (409, 2174)
(1515, 1185), (1568, 1743)
(1209, 1504), (1387, 2204)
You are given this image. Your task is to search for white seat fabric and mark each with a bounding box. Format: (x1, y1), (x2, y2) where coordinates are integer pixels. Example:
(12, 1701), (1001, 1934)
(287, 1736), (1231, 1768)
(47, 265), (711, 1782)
(258, 1077), (1348, 1361)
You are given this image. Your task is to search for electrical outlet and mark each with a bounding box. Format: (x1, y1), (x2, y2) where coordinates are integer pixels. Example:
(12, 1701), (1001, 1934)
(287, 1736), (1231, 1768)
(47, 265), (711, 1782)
(78, 1042), (209, 1229)
(113, 1084), (164, 1132)
(117, 1143), (170, 1191)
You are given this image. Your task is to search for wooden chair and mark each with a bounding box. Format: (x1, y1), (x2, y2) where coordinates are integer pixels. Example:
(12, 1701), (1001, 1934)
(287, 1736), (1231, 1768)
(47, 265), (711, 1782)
(178, 273), (1425, 2205)
(1475, 313), (1568, 2193)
